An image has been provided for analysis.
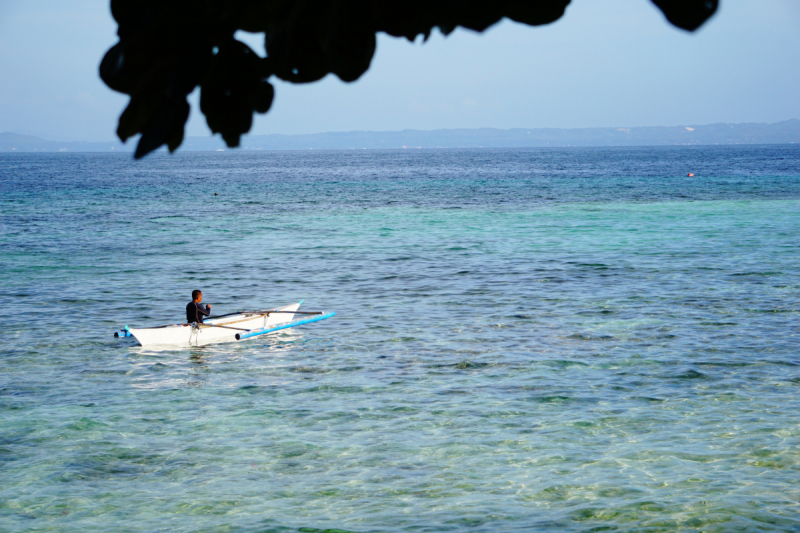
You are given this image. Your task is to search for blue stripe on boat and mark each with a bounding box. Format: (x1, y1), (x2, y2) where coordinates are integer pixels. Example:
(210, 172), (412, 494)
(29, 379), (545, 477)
(235, 312), (335, 340)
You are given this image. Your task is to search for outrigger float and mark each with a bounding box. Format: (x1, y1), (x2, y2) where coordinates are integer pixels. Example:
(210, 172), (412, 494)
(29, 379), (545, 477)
(114, 301), (334, 347)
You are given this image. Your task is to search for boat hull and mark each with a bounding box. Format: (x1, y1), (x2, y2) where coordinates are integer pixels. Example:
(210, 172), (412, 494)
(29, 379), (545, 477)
(129, 302), (301, 347)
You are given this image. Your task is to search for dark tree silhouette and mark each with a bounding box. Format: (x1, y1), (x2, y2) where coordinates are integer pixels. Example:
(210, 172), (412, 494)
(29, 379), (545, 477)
(100, 1), (718, 158)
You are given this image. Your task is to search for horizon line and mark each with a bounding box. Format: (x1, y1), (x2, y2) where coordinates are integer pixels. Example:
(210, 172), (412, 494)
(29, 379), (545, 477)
(2, 118), (798, 144)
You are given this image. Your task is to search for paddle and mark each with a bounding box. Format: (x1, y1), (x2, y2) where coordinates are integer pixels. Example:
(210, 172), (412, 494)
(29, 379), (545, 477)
(198, 323), (251, 332)
(198, 310), (323, 333)
(206, 310), (246, 319)
(208, 310), (324, 320)
(253, 310), (324, 315)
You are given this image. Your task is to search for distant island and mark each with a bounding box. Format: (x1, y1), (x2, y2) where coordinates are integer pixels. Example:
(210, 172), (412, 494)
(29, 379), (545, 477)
(2, 119), (798, 153)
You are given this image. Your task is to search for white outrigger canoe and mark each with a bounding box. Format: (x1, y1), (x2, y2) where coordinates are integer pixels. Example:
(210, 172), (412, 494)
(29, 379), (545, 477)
(114, 301), (335, 347)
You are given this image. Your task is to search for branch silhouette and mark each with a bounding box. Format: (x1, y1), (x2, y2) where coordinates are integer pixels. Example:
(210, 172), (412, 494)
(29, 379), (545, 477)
(100, 0), (718, 159)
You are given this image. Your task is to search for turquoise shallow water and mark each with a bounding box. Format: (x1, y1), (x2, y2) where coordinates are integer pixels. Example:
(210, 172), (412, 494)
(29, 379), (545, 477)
(1, 147), (800, 532)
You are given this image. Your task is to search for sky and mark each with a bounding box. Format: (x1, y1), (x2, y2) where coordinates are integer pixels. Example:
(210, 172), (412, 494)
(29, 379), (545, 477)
(0, 0), (799, 141)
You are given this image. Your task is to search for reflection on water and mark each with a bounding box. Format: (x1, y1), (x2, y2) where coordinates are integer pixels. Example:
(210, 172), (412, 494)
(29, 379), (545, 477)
(187, 351), (210, 388)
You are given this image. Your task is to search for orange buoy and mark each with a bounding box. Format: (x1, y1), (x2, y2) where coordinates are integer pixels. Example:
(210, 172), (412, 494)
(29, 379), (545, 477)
(687, 173), (694, 177)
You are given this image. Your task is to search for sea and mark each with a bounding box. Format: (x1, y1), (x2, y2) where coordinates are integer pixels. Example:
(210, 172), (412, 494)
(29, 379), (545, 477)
(1, 146), (799, 532)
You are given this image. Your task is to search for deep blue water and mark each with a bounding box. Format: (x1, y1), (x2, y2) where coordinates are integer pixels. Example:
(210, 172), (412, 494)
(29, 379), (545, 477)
(1, 146), (799, 532)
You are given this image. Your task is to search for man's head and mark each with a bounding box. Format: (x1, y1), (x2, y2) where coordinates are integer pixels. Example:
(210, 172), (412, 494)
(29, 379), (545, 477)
(192, 290), (202, 302)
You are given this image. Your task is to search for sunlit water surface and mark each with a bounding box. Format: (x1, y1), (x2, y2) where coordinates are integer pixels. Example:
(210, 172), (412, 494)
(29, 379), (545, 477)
(1, 147), (799, 532)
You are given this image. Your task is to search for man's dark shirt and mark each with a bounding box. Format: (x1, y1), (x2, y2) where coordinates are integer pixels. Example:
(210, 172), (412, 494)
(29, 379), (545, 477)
(186, 301), (211, 324)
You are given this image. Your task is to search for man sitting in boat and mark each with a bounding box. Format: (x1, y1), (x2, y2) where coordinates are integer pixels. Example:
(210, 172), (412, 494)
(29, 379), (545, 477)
(186, 290), (212, 324)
